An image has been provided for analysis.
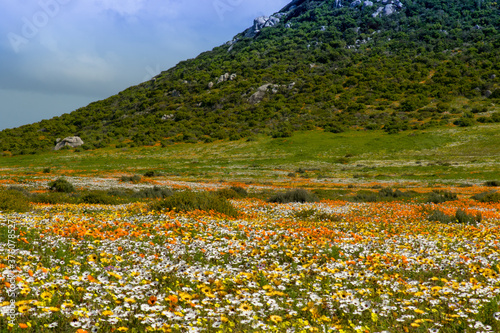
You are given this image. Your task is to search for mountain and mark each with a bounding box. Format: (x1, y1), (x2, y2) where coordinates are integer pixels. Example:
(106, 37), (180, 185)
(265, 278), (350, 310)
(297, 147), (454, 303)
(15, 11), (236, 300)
(1, 0), (500, 155)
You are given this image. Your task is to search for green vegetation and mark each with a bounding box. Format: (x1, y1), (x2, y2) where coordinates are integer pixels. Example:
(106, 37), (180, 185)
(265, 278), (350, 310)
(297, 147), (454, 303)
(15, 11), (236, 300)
(148, 191), (239, 217)
(473, 190), (500, 202)
(268, 189), (318, 203)
(294, 208), (342, 222)
(427, 208), (482, 225)
(120, 175), (142, 183)
(427, 190), (458, 203)
(1, 0), (500, 155)
(48, 178), (75, 193)
(351, 187), (413, 202)
(0, 189), (31, 213)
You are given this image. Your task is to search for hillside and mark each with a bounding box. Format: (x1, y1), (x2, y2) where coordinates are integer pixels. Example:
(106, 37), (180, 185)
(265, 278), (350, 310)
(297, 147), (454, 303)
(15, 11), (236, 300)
(1, 0), (500, 155)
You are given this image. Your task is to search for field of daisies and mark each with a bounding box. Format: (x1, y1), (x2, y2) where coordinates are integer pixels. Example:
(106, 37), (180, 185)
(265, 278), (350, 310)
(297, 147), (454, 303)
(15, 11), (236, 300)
(1, 182), (500, 333)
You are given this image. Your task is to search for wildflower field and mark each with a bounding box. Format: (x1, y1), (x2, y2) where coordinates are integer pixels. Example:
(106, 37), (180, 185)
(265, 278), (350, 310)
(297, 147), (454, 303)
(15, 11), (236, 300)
(1, 177), (500, 333)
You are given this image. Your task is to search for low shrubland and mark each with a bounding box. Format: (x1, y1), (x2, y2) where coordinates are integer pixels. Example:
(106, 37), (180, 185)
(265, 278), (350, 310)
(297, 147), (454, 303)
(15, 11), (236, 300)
(267, 189), (318, 203)
(149, 191), (239, 218)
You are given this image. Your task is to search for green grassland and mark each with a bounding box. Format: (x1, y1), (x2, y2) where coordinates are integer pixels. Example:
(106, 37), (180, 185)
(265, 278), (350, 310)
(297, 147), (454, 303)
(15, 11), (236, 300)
(1, 124), (498, 184)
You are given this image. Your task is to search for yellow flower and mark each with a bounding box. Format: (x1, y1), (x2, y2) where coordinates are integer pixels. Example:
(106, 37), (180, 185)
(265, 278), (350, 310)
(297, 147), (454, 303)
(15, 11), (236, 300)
(102, 310), (114, 316)
(40, 292), (52, 301)
(270, 315), (282, 324)
(18, 305), (31, 314)
(238, 303), (252, 312)
(117, 328), (129, 332)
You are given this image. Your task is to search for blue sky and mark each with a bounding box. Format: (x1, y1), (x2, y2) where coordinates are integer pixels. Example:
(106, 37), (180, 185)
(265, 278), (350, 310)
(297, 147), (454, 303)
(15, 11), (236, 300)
(0, 0), (290, 130)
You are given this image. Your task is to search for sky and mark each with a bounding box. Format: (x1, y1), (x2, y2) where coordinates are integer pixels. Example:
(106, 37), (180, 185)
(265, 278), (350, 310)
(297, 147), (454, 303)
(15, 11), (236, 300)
(0, 0), (290, 131)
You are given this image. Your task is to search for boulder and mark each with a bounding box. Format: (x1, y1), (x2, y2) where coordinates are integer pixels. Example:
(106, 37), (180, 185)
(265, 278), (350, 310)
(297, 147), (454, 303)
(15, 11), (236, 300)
(248, 84), (279, 104)
(351, 0), (362, 7)
(245, 15), (280, 38)
(363, 1), (374, 7)
(54, 136), (84, 150)
(384, 4), (395, 15)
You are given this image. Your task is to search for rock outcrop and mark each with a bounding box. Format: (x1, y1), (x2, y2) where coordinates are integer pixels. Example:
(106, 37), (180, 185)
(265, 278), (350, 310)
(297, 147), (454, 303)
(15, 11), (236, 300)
(54, 136), (84, 150)
(244, 15), (281, 38)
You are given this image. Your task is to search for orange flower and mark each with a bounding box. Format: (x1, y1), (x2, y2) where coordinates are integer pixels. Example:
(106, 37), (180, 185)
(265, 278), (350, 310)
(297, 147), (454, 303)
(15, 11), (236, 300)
(148, 295), (157, 306)
(19, 323), (29, 329)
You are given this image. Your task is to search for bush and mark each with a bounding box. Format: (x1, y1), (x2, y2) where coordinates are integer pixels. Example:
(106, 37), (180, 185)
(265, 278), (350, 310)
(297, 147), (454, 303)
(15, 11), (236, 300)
(427, 209), (481, 225)
(48, 178), (75, 193)
(455, 209), (481, 225)
(427, 190), (457, 203)
(215, 188), (242, 199)
(215, 186), (248, 199)
(230, 186), (248, 197)
(81, 191), (119, 205)
(144, 170), (162, 177)
(0, 190), (31, 212)
(267, 189), (318, 203)
(295, 209), (342, 222)
(427, 209), (452, 223)
(351, 192), (380, 202)
(472, 191), (500, 203)
(31, 192), (78, 205)
(149, 191), (239, 218)
(134, 186), (173, 199)
(121, 175), (142, 183)
(485, 180), (500, 187)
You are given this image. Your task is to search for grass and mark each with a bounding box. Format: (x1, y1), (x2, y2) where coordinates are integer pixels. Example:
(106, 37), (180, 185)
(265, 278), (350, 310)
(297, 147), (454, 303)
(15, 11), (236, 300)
(0, 124), (499, 183)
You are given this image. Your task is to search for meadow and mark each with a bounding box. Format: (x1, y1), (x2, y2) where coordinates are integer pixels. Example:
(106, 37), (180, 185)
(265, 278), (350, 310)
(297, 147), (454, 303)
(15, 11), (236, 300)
(1, 127), (500, 332)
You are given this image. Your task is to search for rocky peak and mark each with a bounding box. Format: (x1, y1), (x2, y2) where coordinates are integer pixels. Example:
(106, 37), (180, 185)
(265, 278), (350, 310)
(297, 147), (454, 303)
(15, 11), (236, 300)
(240, 0), (404, 41)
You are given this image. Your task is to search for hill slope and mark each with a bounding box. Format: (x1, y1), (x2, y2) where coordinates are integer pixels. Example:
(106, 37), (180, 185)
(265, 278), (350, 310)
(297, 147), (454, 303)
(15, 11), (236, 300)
(1, 0), (500, 155)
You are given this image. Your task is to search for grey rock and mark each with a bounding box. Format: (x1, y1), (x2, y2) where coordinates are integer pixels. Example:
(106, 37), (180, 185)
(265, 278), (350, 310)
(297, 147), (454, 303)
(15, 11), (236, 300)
(245, 15), (280, 38)
(208, 82), (214, 89)
(490, 74), (496, 79)
(484, 90), (492, 98)
(230, 74), (237, 81)
(384, 4), (395, 15)
(351, 0), (362, 7)
(248, 84), (279, 104)
(171, 90), (181, 97)
(363, 1), (374, 7)
(321, 25), (327, 31)
(334, 0), (342, 8)
(162, 114), (175, 121)
(54, 136), (84, 151)
(372, 7), (383, 17)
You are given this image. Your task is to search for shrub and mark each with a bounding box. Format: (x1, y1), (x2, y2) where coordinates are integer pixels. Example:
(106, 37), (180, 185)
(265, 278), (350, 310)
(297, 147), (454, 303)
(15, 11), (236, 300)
(48, 178), (75, 193)
(81, 191), (119, 205)
(144, 170), (162, 177)
(230, 186), (248, 197)
(472, 191), (500, 203)
(149, 191), (239, 218)
(295, 209), (342, 222)
(134, 186), (173, 199)
(378, 187), (410, 198)
(121, 175), (142, 183)
(31, 192), (78, 205)
(455, 209), (481, 225)
(215, 188), (242, 199)
(215, 186), (248, 199)
(0, 190), (31, 213)
(267, 189), (318, 203)
(427, 209), (452, 223)
(427, 190), (457, 203)
(485, 180), (500, 187)
(351, 192), (380, 202)
(43, 167), (51, 173)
